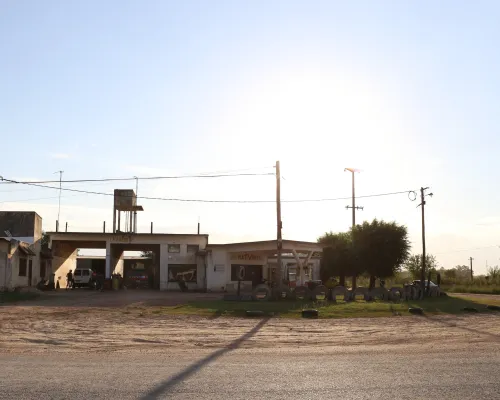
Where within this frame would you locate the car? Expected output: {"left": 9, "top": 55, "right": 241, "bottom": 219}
{"left": 412, "top": 280, "right": 438, "bottom": 287}
{"left": 73, "top": 268, "right": 99, "bottom": 289}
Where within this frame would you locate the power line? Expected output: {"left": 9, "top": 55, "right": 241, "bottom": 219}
{"left": 0, "top": 172, "right": 274, "bottom": 185}
{"left": 0, "top": 193, "right": 87, "bottom": 204}
{"left": 434, "top": 245, "right": 500, "bottom": 255}
{"left": 0, "top": 176, "right": 417, "bottom": 204}
{"left": 0, "top": 195, "right": 62, "bottom": 204}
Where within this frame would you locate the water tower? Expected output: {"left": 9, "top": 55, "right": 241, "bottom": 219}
{"left": 112, "top": 189, "right": 144, "bottom": 233}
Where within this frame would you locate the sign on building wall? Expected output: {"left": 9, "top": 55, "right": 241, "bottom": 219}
{"left": 230, "top": 253, "right": 263, "bottom": 262}
{"left": 111, "top": 235, "right": 131, "bottom": 243}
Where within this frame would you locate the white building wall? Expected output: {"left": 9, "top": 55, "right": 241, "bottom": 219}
{"left": 206, "top": 249, "right": 229, "bottom": 291}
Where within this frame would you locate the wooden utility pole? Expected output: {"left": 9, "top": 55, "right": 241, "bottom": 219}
{"left": 55, "top": 170, "right": 63, "bottom": 228}
{"left": 470, "top": 257, "right": 474, "bottom": 281}
{"left": 276, "top": 160, "right": 282, "bottom": 288}
{"left": 134, "top": 177, "right": 139, "bottom": 233}
{"left": 418, "top": 187, "right": 433, "bottom": 298}
{"left": 345, "top": 168, "right": 363, "bottom": 289}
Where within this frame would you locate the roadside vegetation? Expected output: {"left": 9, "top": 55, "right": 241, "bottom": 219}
{"left": 148, "top": 294, "right": 500, "bottom": 319}
{"left": 317, "top": 219, "right": 500, "bottom": 295}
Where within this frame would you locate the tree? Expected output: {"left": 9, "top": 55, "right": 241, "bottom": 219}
{"left": 487, "top": 266, "right": 500, "bottom": 280}
{"left": 352, "top": 219, "right": 411, "bottom": 288}
{"left": 404, "top": 254, "right": 438, "bottom": 280}
{"left": 141, "top": 251, "right": 153, "bottom": 258}
{"left": 41, "top": 231, "right": 50, "bottom": 248}
{"left": 443, "top": 268, "right": 457, "bottom": 280}
{"left": 318, "top": 232, "right": 354, "bottom": 287}
{"left": 454, "top": 265, "right": 471, "bottom": 281}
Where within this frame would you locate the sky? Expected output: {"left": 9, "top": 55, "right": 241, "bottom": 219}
{"left": 1, "top": 1, "right": 500, "bottom": 273}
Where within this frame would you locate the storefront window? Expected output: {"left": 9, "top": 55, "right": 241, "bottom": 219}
{"left": 168, "top": 244, "right": 180, "bottom": 253}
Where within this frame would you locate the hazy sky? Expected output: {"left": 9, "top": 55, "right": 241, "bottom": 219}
{"left": 1, "top": 1, "right": 500, "bottom": 273}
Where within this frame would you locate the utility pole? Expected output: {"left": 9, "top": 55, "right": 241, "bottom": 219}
{"left": 345, "top": 168, "right": 363, "bottom": 289}
{"left": 134, "top": 177, "right": 139, "bottom": 233}
{"left": 418, "top": 187, "right": 433, "bottom": 298}
{"left": 344, "top": 168, "right": 363, "bottom": 227}
{"left": 55, "top": 170, "right": 63, "bottom": 230}
{"left": 276, "top": 160, "right": 282, "bottom": 289}
{"left": 470, "top": 257, "right": 474, "bottom": 281}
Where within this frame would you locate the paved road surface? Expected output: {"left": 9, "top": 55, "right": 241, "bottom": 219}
{"left": 1, "top": 344, "right": 499, "bottom": 399}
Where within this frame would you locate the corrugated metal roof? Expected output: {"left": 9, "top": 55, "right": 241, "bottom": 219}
{"left": 18, "top": 243, "right": 36, "bottom": 256}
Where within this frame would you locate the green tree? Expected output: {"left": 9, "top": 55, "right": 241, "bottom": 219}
{"left": 318, "top": 232, "right": 354, "bottom": 287}
{"left": 454, "top": 265, "right": 471, "bottom": 281}
{"left": 352, "top": 219, "right": 411, "bottom": 288}
{"left": 487, "top": 266, "right": 500, "bottom": 279}
{"left": 404, "top": 254, "right": 438, "bottom": 280}
{"left": 443, "top": 267, "right": 457, "bottom": 280}
{"left": 41, "top": 231, "right": 50, "bottom": 248}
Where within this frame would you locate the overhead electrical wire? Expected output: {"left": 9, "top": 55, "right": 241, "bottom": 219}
{"left": 0, "top": 176, "right": 416, "bottom": 204}
{"left": 0, "top": 170, "right": 275, "bottom": 185}
{"left": 434, "top": 245, "right": 500, "bottom": 255}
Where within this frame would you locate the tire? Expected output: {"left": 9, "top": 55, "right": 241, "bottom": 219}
{"left": 462, "top": 307, "right": 478, "bottom": 312}
{"left": 312, "top": 285, "right": 328, "bottom": 301}
{"left": 408, "top": 307, "right": 424, "bottom": 315}
{"left": 253, "top": 284, "right": 271, "bottom": 301}
{"left": 245, "top": 310, "right": 265, "bottom": 317}
{"left": 294, "top": 286, "right": 311, "bottom": 301}
{"left": 486, "top": 305, "right": 500, "bottom": 311}
{"left": 302, "top": 309, "right": 319, "bottom": 318}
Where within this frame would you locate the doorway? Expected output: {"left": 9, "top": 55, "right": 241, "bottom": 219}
{"left": 28, "top": 259, "right": 33, "bottom": 286}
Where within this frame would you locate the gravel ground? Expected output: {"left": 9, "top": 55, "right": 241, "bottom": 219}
{"left": 1, "top": 292, "right": 499, "bottom": 399}
{"left": 1, "top": 291, "right": 500, "bottom": 354}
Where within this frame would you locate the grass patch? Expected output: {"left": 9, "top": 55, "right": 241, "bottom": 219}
{"left": 150, "top": 294, "right": 500, "bottom": 319}
{"left": 0, "top": 291, "right": 39, "bottom": 304}
{"left": 441, "top": 285, "right": 500, "bottom": 295}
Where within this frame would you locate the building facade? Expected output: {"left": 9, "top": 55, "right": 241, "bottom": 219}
{"left": 48, "top": 233, "right": 323, "bottom": 291}
{"left": 0, "top": 212, "right": 43, "bottom": 289}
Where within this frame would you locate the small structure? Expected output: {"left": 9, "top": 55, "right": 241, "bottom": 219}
{"left": 205, "top": 240, "right": 322, "bottom": 292}
{"left": 112, "top": 190, "right": 143, "bottom": 233}
{"left": 0, "top": 237, "right": 37, "bottom": 290}
{"left": 0, "top": 211, "right": 43, "bottom": 289}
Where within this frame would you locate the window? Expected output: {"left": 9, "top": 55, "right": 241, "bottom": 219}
{"left": 19, "top": 258, "right": 27, "bottom": 276}
{"left": 168, "top": 244, "right": 180, "bottom": 253}
{"left": 82, "top": 270, "right": 90, "bottom": 276}
{"left": 74, "top": 270, "right": 82, "bottom": 276}
{"left": 230, "top": 265, "right": 263, "bottom": 282}
{"left": 187, "top": 245, "right": 199, "bottom": 254}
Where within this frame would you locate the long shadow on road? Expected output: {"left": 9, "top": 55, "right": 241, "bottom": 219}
{"left": 422, "top": 314, "right": 500, "bottom": 342}
{"left": 140, "top": 317, "right": 271, "bottom": 399}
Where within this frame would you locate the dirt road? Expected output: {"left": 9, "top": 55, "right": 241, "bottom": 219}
{"left": 1, "top": 291, "right": 500, "bottom": 355}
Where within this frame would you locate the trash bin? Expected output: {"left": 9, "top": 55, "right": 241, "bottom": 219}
{"left": 112, "top": 276, "right": 120, "bottom": 291}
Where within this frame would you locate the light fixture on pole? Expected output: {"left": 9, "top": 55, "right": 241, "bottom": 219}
{"left": 344, "top": 168, "right": 363, "bottom": 227}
